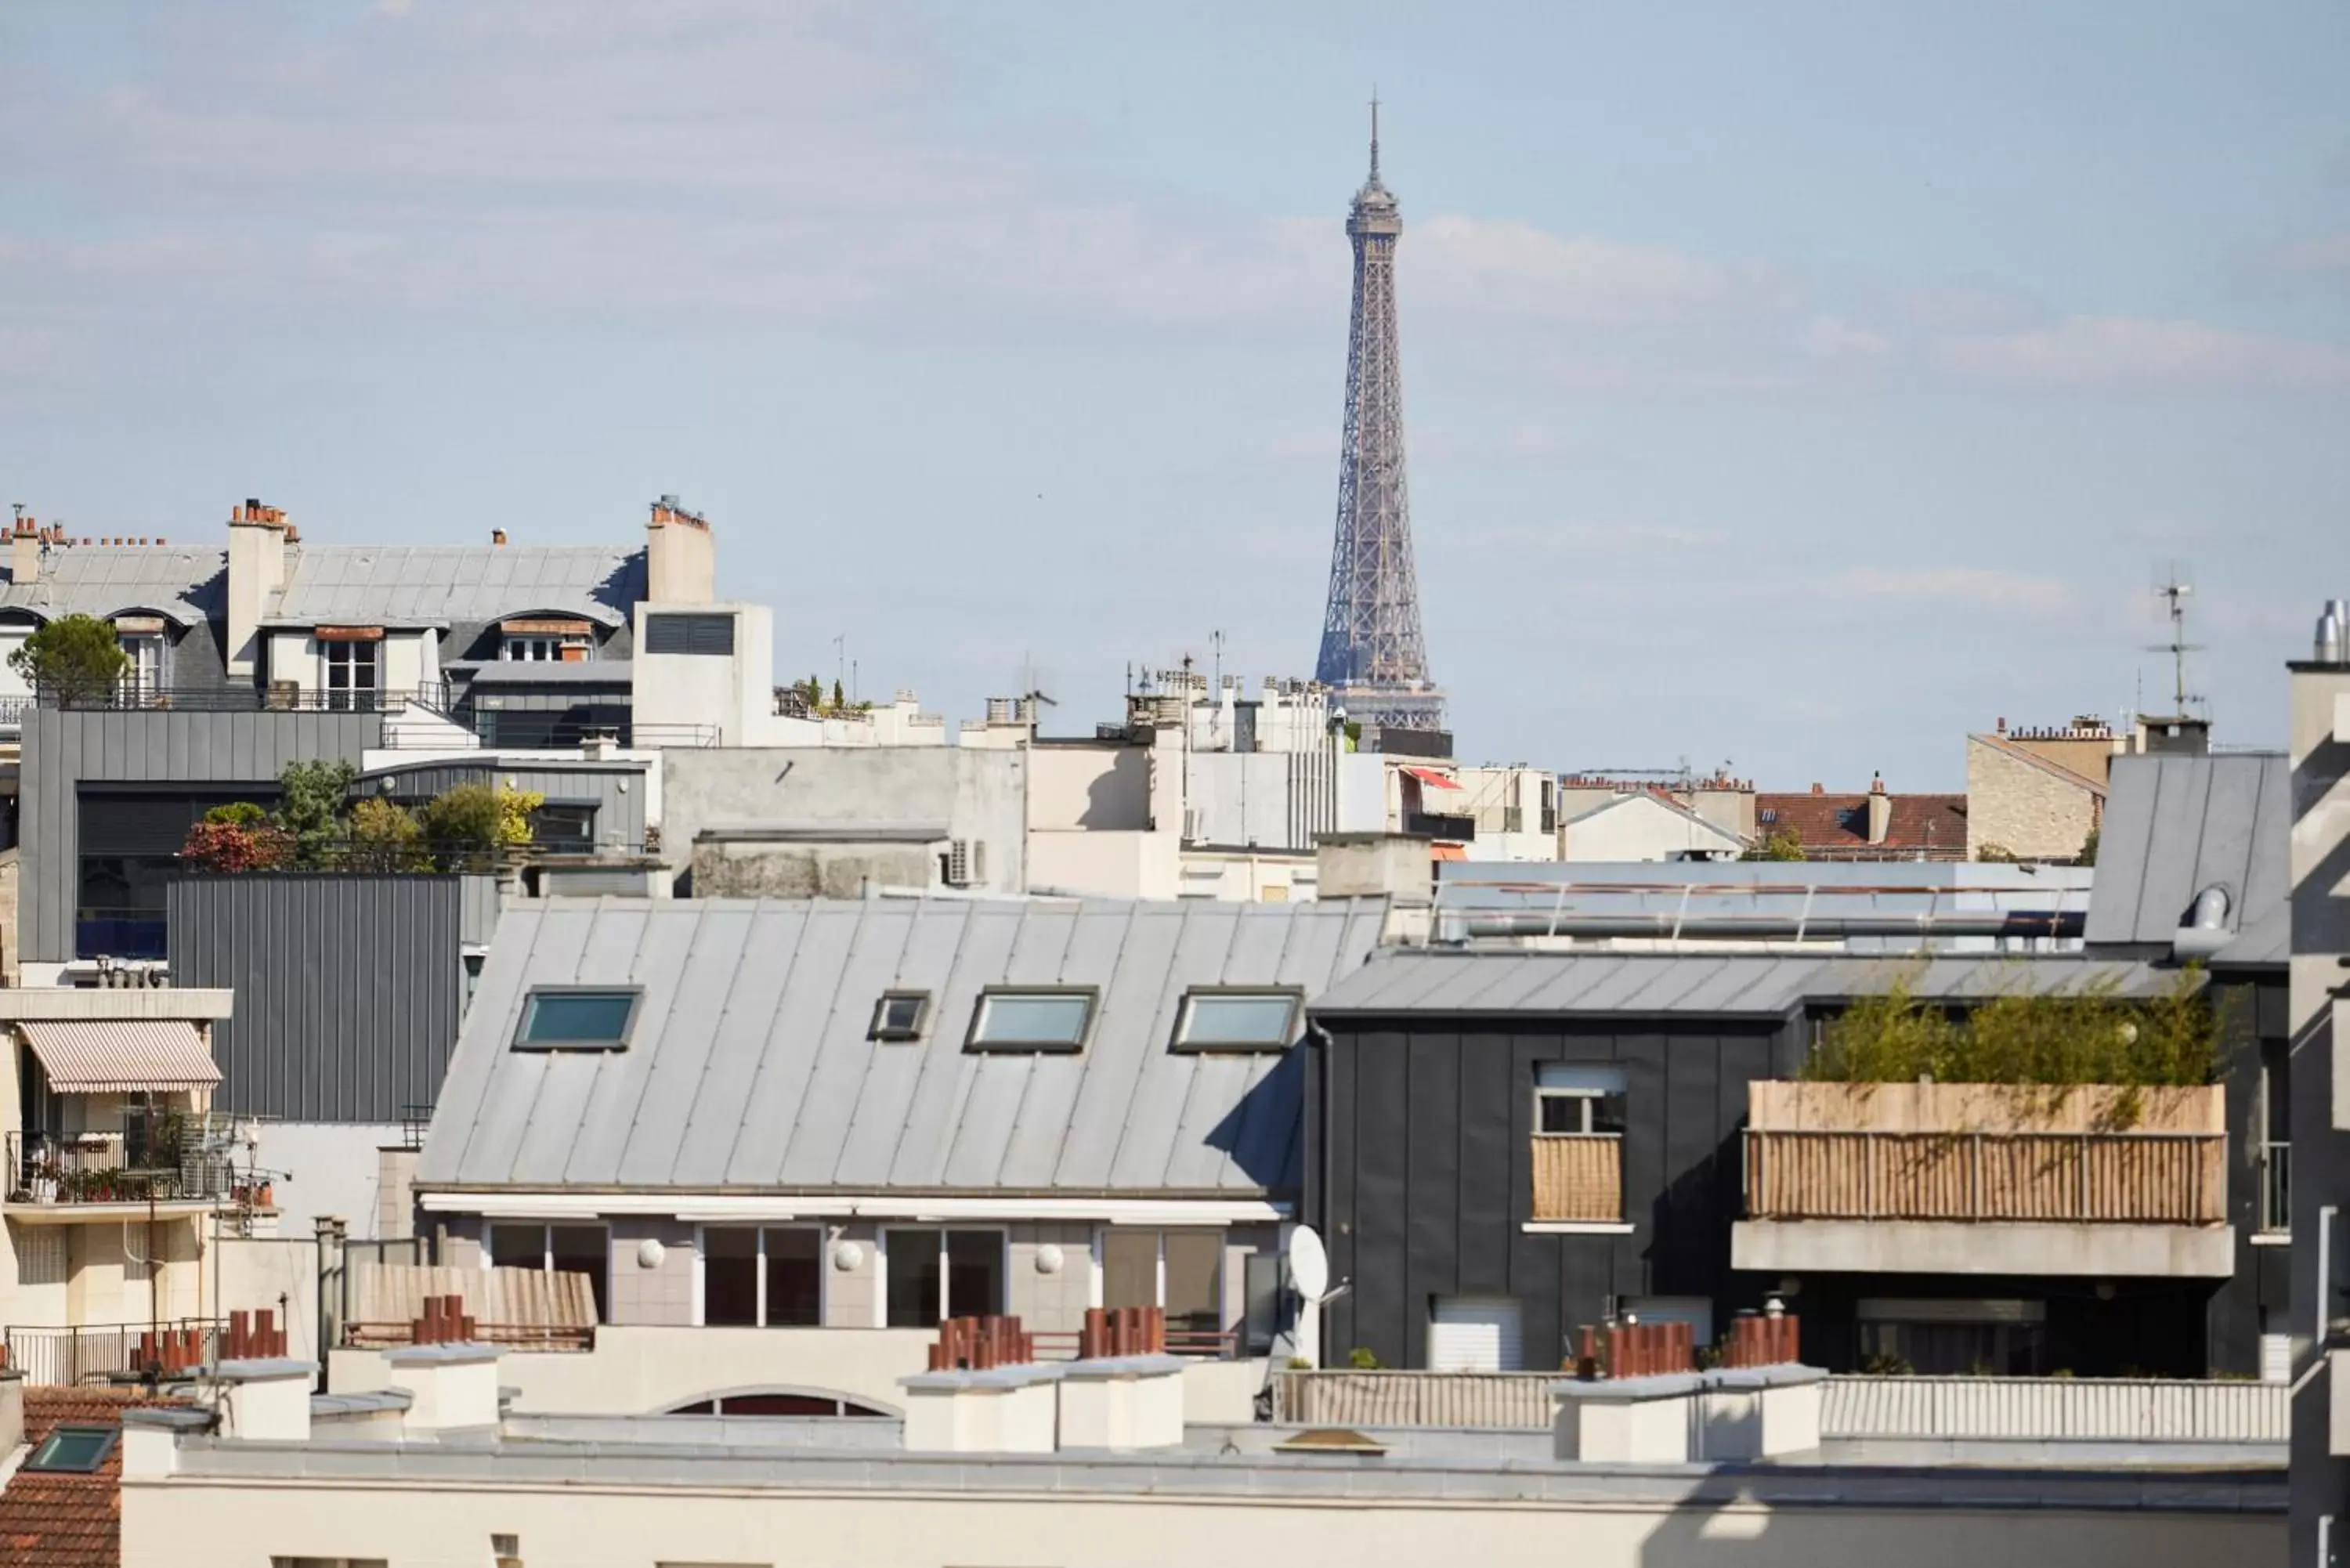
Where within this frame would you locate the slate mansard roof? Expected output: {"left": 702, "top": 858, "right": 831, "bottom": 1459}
{"left": 418, "top": 895, "right": 1389, "bottom": 1198}
{"left": 0, "top": 545, "right": 226, "bottom": 627}
{"left": 265, "top": 544, "right": 644, "bottom": 630}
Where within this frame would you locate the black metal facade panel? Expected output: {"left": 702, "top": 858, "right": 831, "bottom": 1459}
{"left": 20, "top": 706, "right": 383, "bottom": 963}
{"left": 167, "top": 874, "right": 462, "bottom": 1122}
{"left": 1313, "top": 1006, "right": 2265, "bottom": 1377}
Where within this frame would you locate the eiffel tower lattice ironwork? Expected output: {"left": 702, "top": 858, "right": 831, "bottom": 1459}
{"left": 1314, "top": 96, "right": 1444, "bottom": 732}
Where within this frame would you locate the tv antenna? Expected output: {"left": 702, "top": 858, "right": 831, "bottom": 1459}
{"left": 2146, "top": 566, "right": 2206, "bottom": 718}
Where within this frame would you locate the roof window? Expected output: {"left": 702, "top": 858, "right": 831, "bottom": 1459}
{"left": 870, "top": 990, "right": 931, "bottom": 1042}
{"left": 966, "top": 988, "right": 1096, "bottom": 1053}
{"left": 512, "top": 988, "right": 641, "bottom": 1051}
{"left": 1170, "top": 988, "right": 1302, "bottom": 1053}
{"left": 26, "top": 1424, "right": 118, "bottom": 1472}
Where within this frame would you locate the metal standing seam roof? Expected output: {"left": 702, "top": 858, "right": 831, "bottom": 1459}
{"left": 416, "top": 896, "right": 1390, "bottom": 1196}
{"left": 262, "top": 545, "right": 645, "bottom": 630}
{"left": 0, "top": 547, "right": 227, "bottom": 627}
{"left": 17, "top": 1021, "right": 222, "bottom": 1093}
{"left": 1307, "top": 951, "right": 2191, "bottom": 1019}
{"left": 2084, "top": 752, "right": 2289, "bottom": 957}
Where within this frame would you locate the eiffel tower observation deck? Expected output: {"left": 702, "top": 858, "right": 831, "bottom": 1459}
{"left": 1314, "top": 99, "right": 1446, "bottom": 733}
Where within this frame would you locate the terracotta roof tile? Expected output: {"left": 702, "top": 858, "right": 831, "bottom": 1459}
{"left": 1754, "top": 791, "right": 1968, "bottom": 860}
{"left": 0, "top": 1386, "right": 190, "bottom": 1568}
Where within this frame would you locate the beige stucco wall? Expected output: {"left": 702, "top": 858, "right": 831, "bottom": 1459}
{"left": 1965, "top": 738, "right": 2099, "bottom": 862}
{"left": 124, "top": 1471, "right": 2280, "bottom": 1568}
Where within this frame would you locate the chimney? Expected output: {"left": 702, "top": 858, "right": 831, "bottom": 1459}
{"left": 225, "top": 497, "right": 294, "bottom": 678}
{"left": 1810, "top": 782, "right": 1824, "bottom": 796}
{"left": 385, "top": 1342, "right": 504, "bottom": 1436}
{"left": 645, "top": 494, "right": 715, "bottom": 605}
{"left": 211, "top": 1356, "right": 316, "bottom": 1442}
{"left": 9, "top": 516, "right": 41, "bottom": 585}
{"left": 1866, "top": 772, "right": 1891, "bottom": 844}
{"left": 1995, "top": 716, "right": 2007, "bottom": 735}
{"left": 491, "top": 529, "right": 508, "bottom": 547}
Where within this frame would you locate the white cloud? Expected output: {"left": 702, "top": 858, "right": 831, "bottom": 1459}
{"left": 1936, "top": 316, "right": 2350, "bottom": 391}
{"left": 1801, "top": 315, "right": 1893, "bottom": 362}
{"left": 1827, "top": 566, "right": 2079, "bottom": 617}
{"left": 1411, "top": 216, "right": 1796, "bottom": 327}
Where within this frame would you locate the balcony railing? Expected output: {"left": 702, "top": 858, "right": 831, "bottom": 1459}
{"left": 1531, "top": 1133, "right": 1623, "bottom": 1223}
{"left": 2262, "top": 1140, "right": 2290, "bottom": 1235}
{"left": 1, "top": 1319, "right": 226, "bottom": 1386}
{"left": 1743, "top": 1128, "right": 2227, "bottom": 1225}
{"left": 37, "top": 681, "right": 452, "bottom": 714}
{"left": 1404, "top": 811, "right": 1477, "bottom": 841}
{"left": 6, "top": 1127, "right": 239, "bottom": 1208}
{"left": 0, "top": 695, "right": 30, "bottom": 735}
{"left": 74, "top": 909, "right": 169, "bottom": 960}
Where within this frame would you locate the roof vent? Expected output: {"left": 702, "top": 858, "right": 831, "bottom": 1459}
{"left": 2173, "top": 883, "right": 2233, "bottom": 959}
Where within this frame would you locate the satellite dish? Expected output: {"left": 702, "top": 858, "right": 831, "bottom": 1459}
{"left": 1286, "top": 1225, "right": 1329, "bottom": 1303}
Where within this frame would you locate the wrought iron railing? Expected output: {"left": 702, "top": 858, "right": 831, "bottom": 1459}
{"left": 6, "top": 1123, "right": 239, "bottom": 1208}
{"left": 1029, "top": 1327, "right": 1238, "bottom": 1361}
{"left": 37, "top": 681, "right": 452, "bottom": 714}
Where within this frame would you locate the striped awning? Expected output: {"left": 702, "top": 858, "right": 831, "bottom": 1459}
{"left": 18, "top": 1021, "right": 222, "bottom": 1093}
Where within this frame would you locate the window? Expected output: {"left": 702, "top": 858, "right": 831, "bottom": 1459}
{"left": 502, "top": 635, "right": 588, "bottom": 662}
{"left": 701, "top": 1227, "right": 821, "bottom": 1328}
{"left": 643, "top": 612, "right": 736, "bottom": 656}
{"left": 26, "top": 1425, "right": 118, "bottom": 1472}
{"left": 884, "top": 1228, "right": 1002, "bottom": 1327}
{"left": 490, "top": 1222, "right": 609, "bottom": 1322}
{"left": 513, "top": 988, "right": 640, "bottom": 1050}
{"left": 118, "top": 633, "right": 164, "bottom": 699}
{"left": 323, "top": 639, "right": 379, "bottom": 710}
{"left": 529, "top": 802, "right": 597, "bottom": 849}
{"left": 1101, "top": 1227, "right": 1224, "bottom": 1342}
{"left": 966, "top": 988, "right": 1096, "bottom": 1053}
{"left": 1535, "top": 1064, "right": 1627, "bottom": 1136}
{"left": 1171, "top": 989, "right": 1301, "bottom": 1052}
{"left": 869, "top": 991, "right": 930, "bottom": 1042}
{"left": 1856, "top": 1297, "right": 2048, "bottom": 1376}
{"left": 19, "top": 1227, "right": 67, "bottom": 1286}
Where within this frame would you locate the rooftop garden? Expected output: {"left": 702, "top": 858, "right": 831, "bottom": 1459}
{"left": 179, "top": 760, "right": 542, "bottom": 874}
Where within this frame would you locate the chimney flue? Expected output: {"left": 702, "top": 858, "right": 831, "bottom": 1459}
{"left": 2316, "top": 599, "right": 2348, "bottom": 667}
{"left": 492, "top": 529, "right": 508, "bottom": 546}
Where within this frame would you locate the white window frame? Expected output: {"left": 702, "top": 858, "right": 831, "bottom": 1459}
{"left": 877, "top": 1225, "right": 1009, "bottom": 1328}
{"left": 692, "top": 1224, "right": 826, "bottom": 1328}
{"left": 118, "top": 633, "right": 164, "bottom": 698}
{"left": 322, "top": 638, "right": 379, "bottom": 704}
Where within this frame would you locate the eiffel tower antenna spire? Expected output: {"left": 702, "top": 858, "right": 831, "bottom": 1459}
{"left": 1315, "top": 99, "right": 1444, "bottom": 734}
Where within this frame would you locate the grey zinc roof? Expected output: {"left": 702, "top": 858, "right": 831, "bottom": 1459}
{"left": 1309, "top": 950, "right": 2189, "bottom": 1019}
{"left": 0, "top": 545, "right": 226, "bottom": 627}
{"left": 417, "top": 895, "right": 1389, "bottom": 1195}
{"left": 265, "top": 545, "right": 644, "bottom": 630}
{"left": 2085, "top": 752, "right": 2289, "bottom": 959}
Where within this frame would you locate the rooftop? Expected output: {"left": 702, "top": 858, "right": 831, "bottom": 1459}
{"left": 0, "top": 544, "right": 225, "bottom": 627}
{"left": 1754, "top": 788, "right": 1969, "bottom": 860}
{"left": 418, "top": 895, "right": 1388, "bottom": 1196}
{"left": 265, "top": 544, "right": 644, "bottom": 630}
{"left": 2084, "top": 750, "right": 2289, "bottom": 964}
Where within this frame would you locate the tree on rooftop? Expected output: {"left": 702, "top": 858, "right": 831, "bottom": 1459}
{"left": 277, "top": 760, "right": 359, "bottom": 866}
{"left": 1741, "top": 828, "right": 1806, "bottom": 862}
{"left": 9, "top": 614, "right": 129, "bottom": 705}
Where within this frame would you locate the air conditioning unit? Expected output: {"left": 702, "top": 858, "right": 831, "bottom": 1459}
{"left": 945, "top": 840, "right": 973, "bottom": 887}
{"left": 1182, "top": 807, "right": 1202, "bottom": 842}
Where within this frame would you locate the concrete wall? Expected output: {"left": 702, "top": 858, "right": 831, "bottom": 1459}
{"left": 125, "top": 1458, "right": 2280, "bottom": 1568}
{"left": 1031, "top": 744, "right": 1151, "bottom": 830}
{"left": 1560, "top": 795, "right": 1742, "bottom": 862}
{"left": 215, "top": 1235, "right": 321, "bottom": 1361}
{"left": 251, "top": 1123, "right": 409, "bottom": 1240}
{"left": 1967, "top": 737, "right": 2099, "bottom": 862}
{"left": 690, "top": 836, "right": 943, "bottom": 898}
{"left": 631, "top": 601, "right": 774, "bottom": 743}
{"left": 663, "top": 746, "right": 1025, "bottom": 894}
{"left": 1186, "top": 750, "right": 1341, "bottom": 852}
{"left": 1029, "top": 828, "right": 1180, "bottom": 898}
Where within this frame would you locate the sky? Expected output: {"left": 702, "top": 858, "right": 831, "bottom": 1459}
{"left": 3, "top": 2, "right": 2347, "bottom": 789}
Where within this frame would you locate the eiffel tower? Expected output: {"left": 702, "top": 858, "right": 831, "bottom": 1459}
{"left": 1314, "top": 97, "right": 1444, "bottom": 732}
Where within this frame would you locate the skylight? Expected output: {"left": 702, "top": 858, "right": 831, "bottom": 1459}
{"left": 870, "top": 991, "right": 930, "bottom": 1042}
{"left": 966, "top": 989, "right": 1096, "bottom": 1053}
{"left": 27, "top": 1425, "right": 118, "bottom": 1472}
{"left": 512, "top": 988, "right": 641, "bottom": 1050}
{"left": 1171, "top": 989, "right": 1302, "bottom": 1053}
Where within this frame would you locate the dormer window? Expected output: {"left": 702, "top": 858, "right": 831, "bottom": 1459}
{"left": 501, "top": 617, "right": 595, "bottom": 662}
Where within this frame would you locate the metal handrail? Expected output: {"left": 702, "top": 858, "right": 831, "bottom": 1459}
{"left": 2261, "top": 1140, "right": 2291, "bottom": 1234}
{"left": 36, "top": 681, "right": 452, "bottom": 714}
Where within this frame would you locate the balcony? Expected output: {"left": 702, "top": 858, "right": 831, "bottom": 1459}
{"left": 74, "top": 908, "right": 169, "bottom": 961}
{"left": 1731, "top": 1082, "right": 2235, "bottom": 1278}
{"left": 1, "top": 1319, "right": 227, "bottom": 1386}
{"left": 6, "top": 1123, "right": 240, "bottom": 1216}
{"left": 1530, "top": 1133, "right": 1625, "bottom": 1228}
{"left": 1404, "top": 811, "right": 1476, "bottom": 841}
